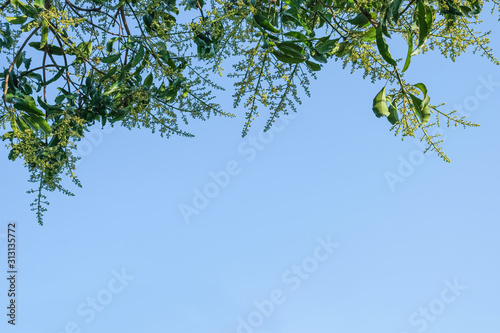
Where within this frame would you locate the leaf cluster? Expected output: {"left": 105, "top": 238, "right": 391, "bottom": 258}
{"left": 0, "top": 0, "right": 497, "bottom": 223}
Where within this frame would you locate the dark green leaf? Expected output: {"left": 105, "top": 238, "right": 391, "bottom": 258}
{"left": 402, "top": 29, "right": 413, "bottom": 72}
{"left": 310, "top": 51, "right": 327, "bottom": 63}
{"left": 275, "top": 41, "right": 304, "bottom": 58}
{"left": 254, "top": 13, "right": 280, "bottom": 33}
{"left": 387, "top": 102, "right": 399, "bottom": 124}
{"left": 412, "top": 1, "right": 433, "bottom": 55}
{"left": 143, "top": 73, "right": 153, "bottom": 88}
{"left": 305, "top": 60, "right": 321, "bottom": 71}
{"left": 284, "top": 31, "right": 308, "bottom": 40}
{"left": 440, "top": 0, "right": 463, "bottom": 15}
{"left": 413, "top": 82, "right": 430, "bottom": 109}
{"left": 388, "top": 0, "right": 404, "bottom": 22}
{"left": 315, "top": 38, "right": 339, "bottom": 54}
{"left": 102, "top": 66, "right": 118, "bottom": 80}
{"left": 131, "top": 44, "right": 145, "bottom": 67}
{"left": 17, "top": 1, "right": 39, "bottom": 18}
{"left": 347, "top": 13, "right": 370, "bottom": 27}
{"left": 107, "top": 37, "right": 120, "bottom": 53}
{"left": 409, "top": 93, "right": 431, "bottom": 125}
{"left": 31, "top": 115, "right": 51, "bottom": 136}
{"left": 271, "top": 50, "right": 304, "bottom": 64}
{"left": 101, "top": 53, "right": 121, "bottom": 64}
{"left": 376, "top": 23, "right": 397, "bottom": 66}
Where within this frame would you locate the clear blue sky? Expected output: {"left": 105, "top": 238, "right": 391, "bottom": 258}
{"left": 1, "top": 9, "right": 500, "bottom": 333}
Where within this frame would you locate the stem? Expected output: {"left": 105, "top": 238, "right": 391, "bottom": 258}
{"left": 400, "top": 0, "right": 419, "bottom": 18}
{"left": 352, "top": 0, "right": 379, "bottom": 28}
{"left": 0, "top": 0, "right": 10, "bottom": 11}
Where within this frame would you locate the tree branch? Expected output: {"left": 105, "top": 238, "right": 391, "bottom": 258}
{"left": 352, "top": 0, "right": 379, "bottom": 28}
{"left": 0, "top": 0, "right": 10, "bottom": 12}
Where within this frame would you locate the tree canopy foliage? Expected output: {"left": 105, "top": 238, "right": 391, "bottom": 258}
{"left": 1, "top": 0, "right": 498, "bottom": 224}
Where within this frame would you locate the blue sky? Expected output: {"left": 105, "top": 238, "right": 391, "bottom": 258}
{"left": 1, "top": 8, "right": 500, "bottom": 333}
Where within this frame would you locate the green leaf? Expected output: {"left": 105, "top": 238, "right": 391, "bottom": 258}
{"left": 284, "top": 31, "right": 308, "bottom": 40}
{"left": 8, "top": 148, "right": 20, "bottom": 161}
{"left": 275, "top": 41, "right": 303, "bottom": 58}
{"left": 143, "top": 14, "right": 154, "bottom": 31}
{"left": 310, "top": 51, "right": 327, "bottom": 63}
{"left": 19, "top": 114, "right": 39, "bottom": 131}
{"left": 470, "top": 0, "right": 482, "bottom": 14}
{"left": 361, "top": 27, "right": 376, "bottom": 42}
{"left": 387, "top": 102, "right": 399, "bottom": 124}
{"left": 28, "top": 41, "right": 43, "bottom": 50}
{"left": 23, "top": 56, "right": 32, "bottom": 69}
{"left": 103, "top": 81, "right": 122, "bottom": 96}
{"left": 388, "top": 0, "right": 404, "bottom": 22}
{"left": 48, "top": 45, "right": 64, "bottom": 56}
{"left": 413, "top": 82, "right": 430, "bottom": 109}
{"left": 31, "top": 115, "right": 51, "bottom": 136}
{"left": 107, "top": 37, "right": 120, "bottom": 54}
{"left": 440, "top": 0, "right": 463, "bottom": 15}
{"left": 16, "top": 51, "right": 25, "bottom": 68}
{"left": 381, "top": 14, "right": 391, "bottom": 38}
{"left": 47, "top": 134, "right": 61, "bottom": 148}
{"left": 101, "top": 53, "right": 121, "bottom": 64}
{"left": 34, "top": 0, "right": 45, "bottom": 9}
{"left": 412, "top": 1, "right": 433, "bottom": 55}
{"left": 40, "top": 20, "right": 49, "bottom": 48}
{"left": 28, "top": 42, "right": 64, "bottom": 55}
{"left": 16, "top": 117, "right": 30, "bottom": 131}
{"left": 271, "top": 50, "right": 304, "bottom": 64}
{"left": 34, "top": 0, "right": 45, "bottom": 10}
{"left": 283, "top": 0, "right": 299, "bottom": 11}
{"left": 305, "top": 60, "right": 321, "bottom": 71}
{"left": 17, "top": 1, "right": 39, "bottom": 18}
{"left": 402, "top": 29, "right": 413, "bottom": 72}
{"left": 372, "top": 85, "right": 390, "bottom": 118}
{"left": 315, "top": 38, "right": 339, "bottom": 54}
{"left": 24, "top": 72, "right": 43, "bottom": 85}
{"left": 409, "top": 93, "right": 431, "bottom": 125}
{"left": 347, "top": 13, "right": 370, "bottom": 27}
{"left": 54, "top": 95, "right": 65, "bottom": 104}
{"left": 164, "top": 87, "right": 177, "bottom": 103}
{"left": 102, "top": 66, "right": 118, "bottom": 80}
{"left": 254, "top": 13, "right": 280, "bottom": 33}
{"left": 5, "top": 16, "right": 28, "bottom": 25}
{"left": 44, "top": 67, "right": 65, "bottom": 85}
{"left": 13, "top": 95, "right": 45, "bottom": 117}
{"left": 375, "top": 23, "right": 397, "bottom": 66}
{"left": 143, "top": 73, "right": 153, "bottom": 88}
{"left": 131, "top": 44, "right": 145, "bottom": 67}
{"left": 37, "top": 96, "right": 61, "bottom": 112}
